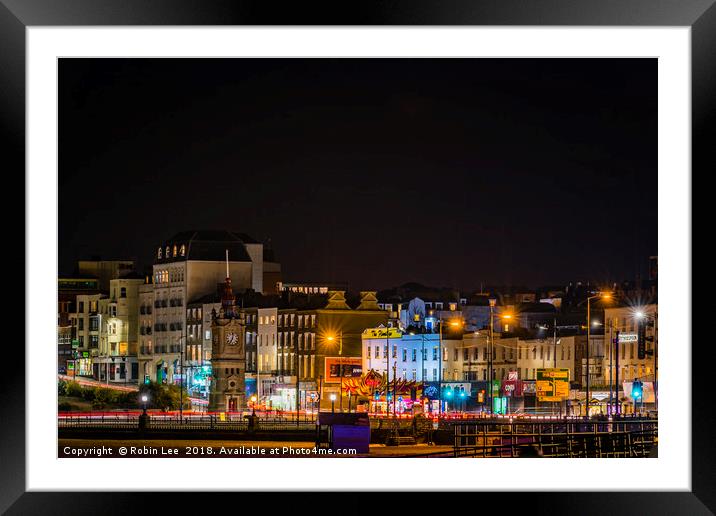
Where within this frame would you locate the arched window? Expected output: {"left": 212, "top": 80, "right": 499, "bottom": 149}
{"left": 180, "top": 245, "right": 186, "bottom": 256}
{"left": 173, "top": 245, "right": 177, "bottom": 257}
{"left": 165, "top": 246, "right": 170, "bottom": 258}
{"left": 158, "top": 247, "right": 162, "bottom": 259}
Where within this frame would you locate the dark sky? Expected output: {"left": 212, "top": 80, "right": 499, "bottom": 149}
{"left": 59, "top": 58, "right": 657, "bottom": 291}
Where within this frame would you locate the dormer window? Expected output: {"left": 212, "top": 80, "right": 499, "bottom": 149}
{"left": 173, "top": 245, "right": 177, "bottom": 257}
{"left": 165, "top": 246, "right": 170, "bottom": 257}
{"left": 180, "top": 245, "right": 186, "bottom": 256}
{"left": 158, "top": 247, "right": 162, "bottom": 259}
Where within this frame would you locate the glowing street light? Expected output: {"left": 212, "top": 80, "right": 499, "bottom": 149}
{"left": 250, "top": 394, "right": 257, "bottom": 416}
{"left": 585, "top": 291, "right": 613, "bottom": 418}
{"left": 329, "top": 393, "right": 337, "bottom": 413}
{"left": 325, "top": 332, "right": 344, "bottom": 412}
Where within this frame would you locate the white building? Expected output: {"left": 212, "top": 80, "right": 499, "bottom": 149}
{"left": 139, "top": 230, "right": 274, "bottom": 384}
{"left": 93, "top": 275, "right": 144, "bottom": 384}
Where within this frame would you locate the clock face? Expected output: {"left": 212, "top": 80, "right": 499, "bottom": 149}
{"left": 226, "top": 332, "right": 238, "bottom": 346}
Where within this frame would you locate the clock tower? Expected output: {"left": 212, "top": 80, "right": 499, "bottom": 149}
{"left": 208, "top": 273, "right": 247, "bottom": 412}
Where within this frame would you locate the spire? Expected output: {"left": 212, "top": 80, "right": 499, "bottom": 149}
{"left": 221, "top": 251, "right": 235, "bottom": 318}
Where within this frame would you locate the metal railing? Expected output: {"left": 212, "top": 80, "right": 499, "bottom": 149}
{"left": 58, "top": 414, "right": 317, "bottom": 432}
{"left": 453, "top": 419, "right": 657, "bottom": 457}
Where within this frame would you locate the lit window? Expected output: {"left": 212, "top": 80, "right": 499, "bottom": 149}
{"left": 180, "top": 245, "right": 186, "bottom": 256}
{"left": 166, "top": 246, "right": 170, "bottom": 257}
{"left": 158, "top": 248, "right": 162, "bottom": 259}
{"left": 173, "top": 245, "right": 177, "bottom": 257}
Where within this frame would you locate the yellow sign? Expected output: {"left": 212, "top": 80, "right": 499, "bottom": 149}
{"left": 536, "top": 368, "right": 570, "bottom": 401}
{"left": 219, "top": 412, "right": 226, "bottom": 421}
{"left": 363, "top": 327, "right": 402, "bottom": 339}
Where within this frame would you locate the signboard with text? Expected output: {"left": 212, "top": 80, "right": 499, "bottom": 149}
{"left": 324, "top": 357, "right": 362, "bottom": 383}
{"left": 536, "top": 368, "right": 570, "bottom": 402}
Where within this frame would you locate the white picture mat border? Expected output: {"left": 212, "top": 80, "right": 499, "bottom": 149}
{"left": 27, "top": 26, "right": 690, "bottom": 491}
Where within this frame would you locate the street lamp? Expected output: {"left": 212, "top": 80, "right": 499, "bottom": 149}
{"left": 250, "top": 394, "right": 257, "bottom": 416}
{"left": 487, "top": 302, "right": 512, "bottom": 416}
{"left": 330, "top": 393, "right": 336, "bottom": 414}
{"left": 141, "top": 394, "right": 148, "bottom": 414}
{"left": 438, "top": 317, "right": 463, "bottom": 416}
{"left": 585, "top": 292, "right": 612, "bottom": 418}
{"left": 326, "top": 333, "right": 344, "bottom": 412}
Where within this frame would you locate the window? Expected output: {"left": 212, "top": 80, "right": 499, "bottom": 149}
{"left": 402, "top": 349, "right": 407, "bottom": 362}
{"left": 392, "top": 345, "right": 397, "bottom": 358}
{"left": 518, "top": 348, "right": 522, "bottom": 359}
{"left": 449, "top": 303, "right": 457, "bottom": 311}
{"left": 412, "top": 349, "right": 417, "bottom": 362}
{"left": 432, "top": 368, "right": 437, "bottom": 381}
{"left": 443, "top": 348, "right": 448, "bottom": 361}
{"left": 158, "top": 247, "right": 162, "bottom": 259}
{"left": 165, "top": 246, "right": 170, "bottom": 257}
{"left": 78, "top": 301, "right": 84, "bottom": 313}
{"left": 463, "top": 349, "right": 469, "bottom": 361}
{"left": 180, "top": 245, "right": 185, "bottom": 256}
{"left": 173, "top": 245, "right": 177, "bottom": 257}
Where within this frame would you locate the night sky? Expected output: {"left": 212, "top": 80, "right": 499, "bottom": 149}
{"left": 59, "top": 58, "right": 657, "bottom": 291}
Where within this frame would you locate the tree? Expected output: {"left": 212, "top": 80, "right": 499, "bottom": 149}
{"left": 138, "top": 382, "right": 190, "bottom": 411}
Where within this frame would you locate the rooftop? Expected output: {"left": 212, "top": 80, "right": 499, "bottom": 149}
{"left": 155, "top": 230, "right": 258, "bottom": 264}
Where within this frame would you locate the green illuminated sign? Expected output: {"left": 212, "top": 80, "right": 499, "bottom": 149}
{"left": 493, "top": 396, "right": 507, "bottom": 415}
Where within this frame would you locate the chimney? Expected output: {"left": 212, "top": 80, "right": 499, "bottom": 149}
{"left": 357, "top": 291, "right": 380, "bottom": 310}
{"left": 324, "top": 291, "right": 350, "bottom": 310}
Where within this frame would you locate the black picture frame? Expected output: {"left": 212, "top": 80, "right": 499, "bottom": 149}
{"left": 2, "top": 1, "right": 709, "bottom": 513}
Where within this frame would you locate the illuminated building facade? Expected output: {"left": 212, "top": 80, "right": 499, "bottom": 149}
{"left": 141, "top": 230, "right": 276, "bottom": 384}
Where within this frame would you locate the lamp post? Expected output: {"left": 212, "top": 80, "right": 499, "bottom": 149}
{"left": 437, "top": 317, "right": 462, "bottom": 416}
{"left": 486, "top": 302, "right": 513, "bottom": 416}
{"left": 141, "top": 394, "right": 148, "bottom": 414}
{"left": 250, "top": 394, "right": 257, "bottom": 417}
{"left": 635, "top": 309, "right": 658, "bottom": 414}
{"left": 176, "top": 335, "right": 186, "bottom": 422}
{"left": 330, "top": 393, "right": 336, "bottom": 414}
{"left": 585, "top": 292, "right": 611, "bottom": 418}
{"left": 326, "top": 333, "right": 344, "bottom": 412}
{"left": 487, "top": 299, "right": 496, "bottom": 415}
